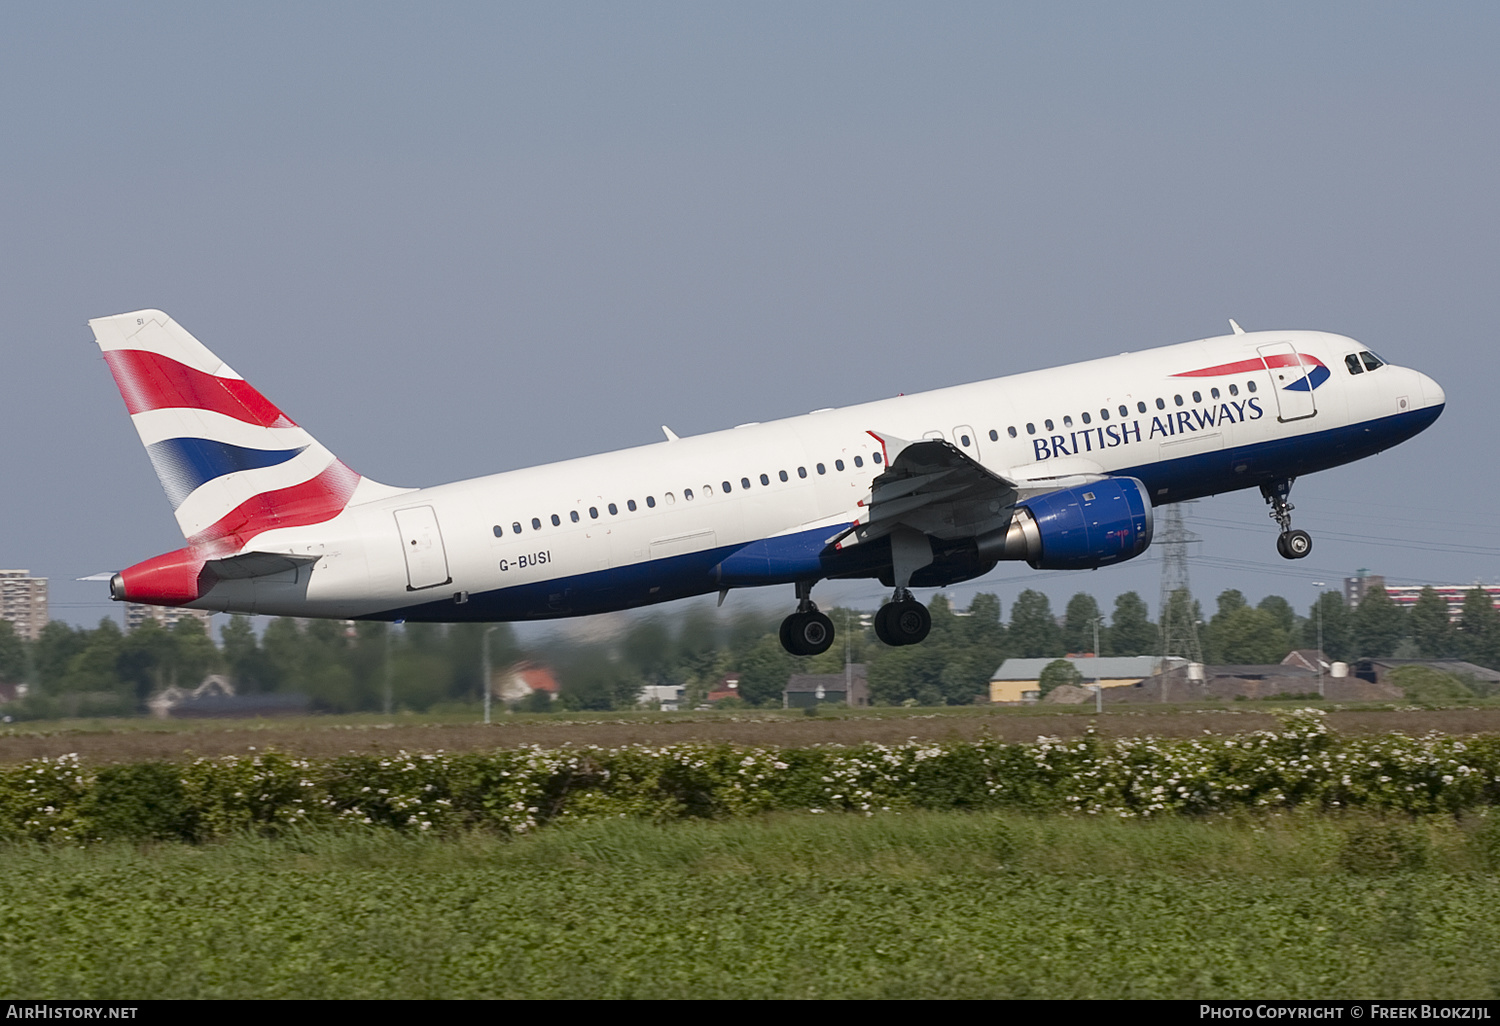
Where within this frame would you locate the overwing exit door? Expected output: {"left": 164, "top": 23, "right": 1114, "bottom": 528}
{"left": 953, "top": 424, "right": 980, "bottom": 460}
{"left": 394, "top": 505, "right": 452, "bottom": 591}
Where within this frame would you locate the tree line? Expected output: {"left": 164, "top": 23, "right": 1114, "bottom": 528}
{"left": 0, "top": 583, "right": 1497, "bottom": 716}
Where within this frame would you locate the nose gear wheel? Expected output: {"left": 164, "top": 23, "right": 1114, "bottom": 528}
{"left": 1262, "top": 479, "right": 1312, "bottom": 560}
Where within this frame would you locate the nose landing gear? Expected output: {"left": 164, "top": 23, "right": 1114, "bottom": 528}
{"left": 779, "top": 580, "right": 835, "bottom": 656}
{"left": 1262, "top": 479, "right": 1312, "bottom": 560}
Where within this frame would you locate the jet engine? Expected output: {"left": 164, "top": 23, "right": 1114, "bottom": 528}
{"left": 977, "top": 476, "right": 1153, "bottom": 570}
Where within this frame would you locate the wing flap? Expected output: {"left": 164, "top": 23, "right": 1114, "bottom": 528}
{"left": 837, "top": 434, "right": 1020, "bottom": 547}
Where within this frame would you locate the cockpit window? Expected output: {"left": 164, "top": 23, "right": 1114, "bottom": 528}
{"left": 1345, "top": 354, "right": 1364, "bottom": 375}
{"left": 1360, "top": 351, "right": 1385, "bottom": 371}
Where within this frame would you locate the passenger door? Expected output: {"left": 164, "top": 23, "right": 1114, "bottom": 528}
{"left": 1257, "top": 342, "right": 1317, "bottom": 422}
{"left": 393, "top": 506, "right": 452, "bottom": 591}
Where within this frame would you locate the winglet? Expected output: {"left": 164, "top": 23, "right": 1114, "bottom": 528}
{"left": 1229, "top": 319, "right": 1246, "bottom": 335}
{"left": 662, "top": 425, "right": 680, "bottom": 442}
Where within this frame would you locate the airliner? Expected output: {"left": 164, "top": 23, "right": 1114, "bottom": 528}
{"left": 91, "top": 311, "right": 1444, "bottom": 654}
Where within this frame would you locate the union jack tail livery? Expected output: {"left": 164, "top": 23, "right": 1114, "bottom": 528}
{"left": 91, "top": 310, "right": 405, "bottom": 607}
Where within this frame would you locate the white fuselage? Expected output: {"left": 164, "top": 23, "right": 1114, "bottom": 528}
{"left": 185, "top": 328, "right": 1444, "bottom": 622}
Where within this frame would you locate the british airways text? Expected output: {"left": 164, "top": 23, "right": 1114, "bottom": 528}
{"left": 1033, "top": 398, "right": 1264, "bottom": 461}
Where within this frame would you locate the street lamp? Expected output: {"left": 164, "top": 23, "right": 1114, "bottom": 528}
{"left": 1311, "top": 582, "right": 1326, "bottom": 697}
{"left": 481, "top": 624, "right": 504, "bottom": 725}
{"left": 1090, "top": 615, "right": 1105, "bottom": 713}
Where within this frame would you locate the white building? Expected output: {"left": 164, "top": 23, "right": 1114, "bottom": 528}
{"left": 125, "top": 603, "right": 214, "bottom": 632}
{"left": 0, "top": 570, "right": 48, "bottom": 641}
{"left": 639, "top": 685, "right": 685, "bottom": 711}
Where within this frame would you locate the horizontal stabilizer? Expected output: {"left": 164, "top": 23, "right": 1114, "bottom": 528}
{"left": 203, "top": 551, "right": 321, "bottom": 580}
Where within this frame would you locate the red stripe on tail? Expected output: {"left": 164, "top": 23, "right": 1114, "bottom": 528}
{"left": 189, "top": 461, "right": 361, "bottom": 550}
{"left": 103, "top": 349, "right": 296, "bottom": 427}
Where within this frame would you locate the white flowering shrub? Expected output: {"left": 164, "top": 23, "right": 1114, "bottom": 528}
{"left": 180, "top": 751, "right": 327, "bottom": 837}
{"left": 2, "top": 711, "right": 1499, "bottom": 843}
{"left": 0, "top": 754, "right": 93, "bottom": 842}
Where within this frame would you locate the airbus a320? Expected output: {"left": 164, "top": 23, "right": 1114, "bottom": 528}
{"left": 91, "top": 311, "right": 1444, "bottom": 655}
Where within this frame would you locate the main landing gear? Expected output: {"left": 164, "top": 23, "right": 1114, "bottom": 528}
{"left": 873, "top": 588, "right": 931, "bottom": 647}
{"left": 780, "top": 580, "right": 835, "bottom": 656}
{"left": 1262, "top": 478, "right": 1312, "bottom": 560}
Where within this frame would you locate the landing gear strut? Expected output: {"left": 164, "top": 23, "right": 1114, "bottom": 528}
{"left": 873, "top": 587, "right": 932, "bottom": 646}
{"left": 779, "top": 581, "right": 835, "bottom": 656}
{"left": 1261, "top": 478, "right": 1312, "bottom": 560}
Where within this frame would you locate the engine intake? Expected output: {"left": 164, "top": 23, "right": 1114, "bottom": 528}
{"left": 977, "top": 477, "right": 1153, "bottom": 570}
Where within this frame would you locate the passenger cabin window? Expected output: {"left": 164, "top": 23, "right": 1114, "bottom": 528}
{"left": 1136, "top": 402, "right": 1146, "bottom": 414}
{"left": 816, "top": 464, "right": 826, "bottom": 475}
{"left": 723, "top": 480, "right": 733, "bottom": 492}
{"left": 644, "top": 496, "right": 654, "bottom": 508}
{"left": 872, "top": 452, "right": 882, "bottom": 464}
{"left": 990, "top": 429, "right": 999, "bottom": 441}
{"left": 1192, "top": 391, "right": 1202, "bottom": 403}
{"left": 588, "top": 508, "right": 597, "bottom": 520}
{"left": 1174, "top": 395, "right": 1183, "bottom": 407}
{"left": 531, "top": 517, "right": 541, "bottom": 531}
{"left": 665, "top": 492, "right": 675, "bottom": 505}
{"left": 513, "top": 522, "right": 522, "bottom": 534}
{"left": 1346, "top": 354, "right": 1364, "bottom": 375}
{"left": 1061, "top": 416, "right": 1072, "bottom": 428}
{"left": 1155, "top": 398, "right": 1165, "bottom": 410}
{"left": 797, "top": 467, "right": 807, "bottom": 478}
{"left": 1081, "top": 413, "right": 1090, "bottom": 425}
{"left": 550, "top": 514, "right": 560, "bottom": 526}
{"left": 835, "top": 460, "right": 845, "bottom": 471}
{"left": 685, "top": 488, "right": 695, "bottom": 499}
{"left": 1360, "top": 351, "right": 1384, "bottom": 371}
{"left": 854, "top": 455, "right": 864, "bottom": 468}
{"left": 629, "top": 499, "right": 638, "bottom": 511}
{"left": 1247, "top": 380, "right": 1257, "bottom": 392}
{"left": 1211, "top": 388, "right": 1220, "bottom": 399}
{"left": 1007, "top": 426, "right": 1017, "bottom": 438}
{"left": 1229, "top": 384, "right": 1239, "bottom": 396}
{"left": 1026, "top": 423, "right": 1035, "bottom": 435}
{"left": 779, "top": 470, "right": 788, "bottom": 482}
{"left": 741, "top": 477, "right": 751, "bottom": 489}
{"left": 759, "top": 474, "right": 770, "bottom": 486}
{"left": 1100, "top": 408, "right": 1110, "bottom": 421}
{"left": 570, "top": 511, "right": 579, "bottom": 523}
{"left": 608, "top": 503, "right": 618, "bottom": 515}
{"left": 1044, "top": 419, "right": 1054, "bottom": 431}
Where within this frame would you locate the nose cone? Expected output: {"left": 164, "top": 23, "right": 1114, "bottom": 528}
{"left": 1419, "top": 371, "right": 1446, "bottom": 411}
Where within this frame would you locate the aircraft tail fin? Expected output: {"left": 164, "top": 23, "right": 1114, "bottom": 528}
{"left": 90, "top": 309, "right": 403, "bottom": 551}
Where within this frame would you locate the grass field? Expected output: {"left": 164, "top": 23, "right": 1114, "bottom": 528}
{"left": 2, "top": 813, "right": 1499, "bottom": 999}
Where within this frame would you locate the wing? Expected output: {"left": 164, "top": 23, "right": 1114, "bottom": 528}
{"left": 832, "top": 433, "right": 1020, "bottom": 549}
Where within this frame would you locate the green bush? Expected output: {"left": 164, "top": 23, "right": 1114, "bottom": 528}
{"left": 1387, "top": 666, "right": 1475, "bottom": 702}
{"left": 1338, "top": 821, "right": 1430, "bottom": 874}
{"left": 79, "top": 762, "right": 191, "bottom": 842}
{"left": 1469, "top": 814, "right": 1500, "bottom": 870}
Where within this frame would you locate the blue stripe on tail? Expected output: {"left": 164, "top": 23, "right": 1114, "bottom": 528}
{"left": 145, "top": 437, "right": 308, "bottom": 508}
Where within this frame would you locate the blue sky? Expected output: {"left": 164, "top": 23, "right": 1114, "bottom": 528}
{"left": 3, "top": 3, "right": 1497, "bottom": 631}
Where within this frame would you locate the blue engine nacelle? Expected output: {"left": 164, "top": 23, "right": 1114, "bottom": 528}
{"left": 977, "top": 477, "right": 1154, "bottom": 570}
